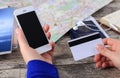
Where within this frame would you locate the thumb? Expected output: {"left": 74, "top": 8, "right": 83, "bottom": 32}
{"left": 96, "top": 44, "right": 114, "bottom": 59}
{"left": 16, "top": 28, "right": 29, "bottom": 49}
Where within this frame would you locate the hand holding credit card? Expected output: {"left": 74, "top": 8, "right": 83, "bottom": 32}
{"left": 68, "top": 32, "right": 104, "bottom": 61}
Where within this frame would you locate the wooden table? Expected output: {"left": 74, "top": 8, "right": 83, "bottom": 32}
{"left": 0, "top": 0, "right": 120, "bottom": 78}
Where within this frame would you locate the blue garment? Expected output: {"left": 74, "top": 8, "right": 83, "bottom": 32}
{"left": 27, "top": 60, "right": 59, "bottom": 78}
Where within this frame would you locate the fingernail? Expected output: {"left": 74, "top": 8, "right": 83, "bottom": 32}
{"left": 96, "top": 45, "right": 104, "bottom": 51}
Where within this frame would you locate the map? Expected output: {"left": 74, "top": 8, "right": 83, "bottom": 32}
{"left": 0, "top": 0, "right": 113, "bottom": 42}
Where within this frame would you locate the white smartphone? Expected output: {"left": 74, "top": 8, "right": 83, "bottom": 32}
{"left": 14, "top": 6, "right": 52, "bottom": 54}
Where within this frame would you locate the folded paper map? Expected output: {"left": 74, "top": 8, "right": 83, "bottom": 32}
{"left": 0, "top": 0, "right": 113, "bottom": 42}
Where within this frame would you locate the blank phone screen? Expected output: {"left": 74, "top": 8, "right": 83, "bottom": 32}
{"left": 17, "top": 11, "right": 48, "bottom": 48}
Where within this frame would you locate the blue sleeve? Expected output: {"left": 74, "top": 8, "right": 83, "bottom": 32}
{"left": 27, "top": 60, "right": 59, "bottom": 78}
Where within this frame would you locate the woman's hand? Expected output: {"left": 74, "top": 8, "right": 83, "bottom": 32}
{"left": 16, "top": 24, "right": 54, "bottom": 64}
{"left": 94, "top": 38, "right": 120, "bottom": 69}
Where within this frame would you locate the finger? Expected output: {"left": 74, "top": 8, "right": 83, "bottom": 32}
{"left": 48, "top": 42, "right": 55, "bottom": 56}
{"left": 103, "top": 38, "right": 111, "bottom": 45}
{"left": 94, "top": 51, "right": 107, "bottom": 62}
{"left": 96, "top": 61, "right": 102, "bottom": 68}
{"left": 102, "top": 62, "right": 109, "bottom": 68}
{"left": 103, "top": 38, "right": 117, "bottom": 51}
{"left": 16, "top": 28, "right": 29, "bottom": 49}
{"left": 103, "top": 38, "right": 117, "bottom": 46}
{"left": 96, "top": 44, "right": 115, "bottom": 59}
{"left": 94, "top": 54, "right": 102, "bottom": 62}
{"left": 46, "top": 32, "right": 51, "bottom": 40}
{"left": 102, "top": 61, "right": 114, "bottom": 68}
{"left": 44, "top": 24, "right": 49, "bottom": 33}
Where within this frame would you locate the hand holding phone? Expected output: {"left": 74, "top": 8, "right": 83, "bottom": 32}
{"left": 16, "top": 25, "right": 54, "bottom": 64}
{"left": 14, "top": 6, "right": 52, "bottom": 54}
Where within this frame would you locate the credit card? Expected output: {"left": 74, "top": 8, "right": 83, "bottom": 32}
{"left": 68, "top": 32, "right": 103, "bottom": 61}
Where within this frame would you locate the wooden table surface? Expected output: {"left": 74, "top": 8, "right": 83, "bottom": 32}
{"left": 0, "top": 0, "right": 120, "bottom": 78}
